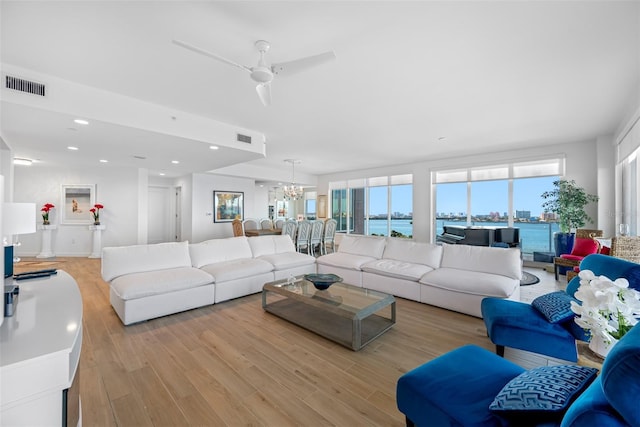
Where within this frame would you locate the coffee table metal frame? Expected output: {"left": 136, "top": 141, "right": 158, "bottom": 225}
{"left": 262, "top": 276, "right": 396, "bottom": 351}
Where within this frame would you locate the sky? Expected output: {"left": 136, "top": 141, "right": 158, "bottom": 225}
{"left": 436, "top": 176, "right": 557, "bottom": 217}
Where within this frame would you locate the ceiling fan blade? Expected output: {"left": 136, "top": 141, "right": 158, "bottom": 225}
{"left": 271, "top": 51, "right": 336, "bottom": 77}
{"left": 172, "top": 39, "right": 251, "bottom": 73}
{"left": 256, "top": 83, "right": 272, "bottom": 106}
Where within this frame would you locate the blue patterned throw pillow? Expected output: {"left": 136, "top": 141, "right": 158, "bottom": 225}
{"left": 490, "top": 365, "right": 598, "bottom": 422}
{"left": 531, "top": 291, "right": 578, "bottom": 323}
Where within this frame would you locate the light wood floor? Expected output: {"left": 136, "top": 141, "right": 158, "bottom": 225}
{"left": 14, "top": 258, "right": 562, "bottom": 426}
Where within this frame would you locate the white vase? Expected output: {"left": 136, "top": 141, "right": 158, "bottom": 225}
{"left": 588, "top": 336, "right": 618, "bottom": 359}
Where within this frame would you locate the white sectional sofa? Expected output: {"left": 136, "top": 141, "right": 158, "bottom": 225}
{"left": 102, "top": 235, "right": 316, "bottom": 325}
{"left": 102, "top": 241, "right": 215, "bottom": 326}
{"left": 102, "top": 233, "right": 520, "bottom": 324}
{"left": 317, "top": 235, "right": 521, "bottom": 317}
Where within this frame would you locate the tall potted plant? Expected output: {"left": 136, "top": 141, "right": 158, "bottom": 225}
{"left": 541, "top": 179, "right": 599, "bottom": 256}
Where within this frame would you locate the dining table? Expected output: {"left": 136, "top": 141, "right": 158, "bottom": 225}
{"left": 244, "top": 229, "right": 282, "bottom": 237}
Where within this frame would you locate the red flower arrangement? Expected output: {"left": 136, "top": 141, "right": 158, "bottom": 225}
{"left": 41, "top": 203, "right": 55, "bottom": 225}
{"left": 90, "top": 203, "right": 104, "bottom": 224}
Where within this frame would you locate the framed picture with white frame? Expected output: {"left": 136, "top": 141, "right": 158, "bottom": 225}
{"left": 60, "top": 184, "right": 95, "bottom": 225}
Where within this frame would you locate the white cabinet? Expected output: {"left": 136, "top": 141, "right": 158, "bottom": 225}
{"left": 1, "top": 271, "right": 82, "bottom": 426}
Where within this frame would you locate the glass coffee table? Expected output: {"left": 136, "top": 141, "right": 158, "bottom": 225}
{"left": 262, "top": 276, "right": 396, "bottom": 351}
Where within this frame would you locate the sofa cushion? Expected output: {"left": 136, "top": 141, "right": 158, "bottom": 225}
{"left": 531, "top": 291, "right": 578, "bottom": 324}
{"left": 258, "top": 251, "right": 316, "bottom": 270}
{"left": 102, "top": 241, "right": 193, "bottom": 282}
{"left": 189, "top": 236, "right": 253, "bottom": 268}
{"left": 199, "top": 258, "right": 273, "bottom": 282}
{"left": 420, "top": 267, "right": 518, "bottom": 298}
{"left": 248, "top": 235, "right": 296, "bottom": 258}
{"left": 110, "top": 266, "right": 213, "bottom": 300}
{"left": 440, "top": 244, "right": 521, "bottom": 279}
{"left": 362, "top": 259, "right": 433, "bottom": 281}
{"left": 316, "top": 252, "right": 379, "bottom": 271}
{"left": 570, "top": 237, "right": 600, "bottom": 257}
{"left": 489, "top": 365, "right": 598, "bottom": 423}
{"left": 337, "top": 234, "right": 386, "bottom": 258}
{"left": 382, "top": 238, "right": 443, "bottom": 269}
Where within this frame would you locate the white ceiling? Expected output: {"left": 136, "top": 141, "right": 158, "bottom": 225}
{"left": 1, "top": 1, "right": 639, "bottom": 183}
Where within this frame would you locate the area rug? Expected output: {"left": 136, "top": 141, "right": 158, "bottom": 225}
{"left": 520, "top": 271, "right": 540, "bottom": 286}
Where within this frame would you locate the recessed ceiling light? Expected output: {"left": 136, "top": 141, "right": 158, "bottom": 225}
{"left": 13, "top": 158, "right": 32, "bottom": 166}
{"left": 159, "top": 172, "right": 166, "bottom": 176}
{"left": 74, "top": 119, "right": 89, "bottom": 125}
{"left": 99, "top": 159, "right": 108, "bottom": 163}
{"left": 171, "top": 160, "right": 179, "bottom": 164}
{"left": 210, "top": 145, "right": 219, "bottom": 150}
{"left": 67, "top": 146, "right": 79, "bottom": 151}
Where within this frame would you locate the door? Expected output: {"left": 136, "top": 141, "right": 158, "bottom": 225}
{"left": 148, "top": 186, "right": 173, "bottom": 244}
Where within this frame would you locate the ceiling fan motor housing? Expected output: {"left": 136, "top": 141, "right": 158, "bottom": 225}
{"left": 250, "top": 67, "right": 273, "bottom": 83}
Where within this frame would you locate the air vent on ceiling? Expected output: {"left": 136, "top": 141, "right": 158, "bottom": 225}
{"left": 5, "top": 75, "right": 46, "bottom": 96}
{"left": 237, "top": 133, "right": 252, "bottom": 144}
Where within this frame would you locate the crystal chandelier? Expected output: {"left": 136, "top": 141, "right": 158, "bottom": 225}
{"left": 283, "top": 159, "right": 304, "bottom": 200}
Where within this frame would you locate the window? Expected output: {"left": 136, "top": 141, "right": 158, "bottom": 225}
{"left": 330, "top": 174, "right": 413, "bottom": 238}
{"left": 433, "top": 158, "right": 563, "bottom": 255}
{"left": 617, "top": 116, "right": 640, "bottom": 236}
{"left": 305, "top": 191, "right": 317, "bottom": 220}
{"left": 368, "top": 185, "right": 388, "bottom": 236}
{"left": 390, "top": 183, "right": 412, "bottom": 238}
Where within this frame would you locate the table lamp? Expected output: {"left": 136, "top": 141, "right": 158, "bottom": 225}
{"left": 3, "top": 202, "right": 36, "bottom": 276}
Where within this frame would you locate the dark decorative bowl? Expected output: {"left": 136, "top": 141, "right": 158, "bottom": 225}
{"left": 304, "top": 273, "right": 343, "bottom": 290}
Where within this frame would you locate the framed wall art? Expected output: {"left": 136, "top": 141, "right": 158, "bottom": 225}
{"left": 61, "top": 184, "right": 95, "bottom": 225}
{"left": 214, "top": 191, "right": 244, "bottom": 223}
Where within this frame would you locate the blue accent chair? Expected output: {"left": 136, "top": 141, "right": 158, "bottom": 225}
{"left": 481, "top": 254, "right": 640, "bottom": 362}
{"left": 396, "top": 322, "right": 640, "bottom": 427}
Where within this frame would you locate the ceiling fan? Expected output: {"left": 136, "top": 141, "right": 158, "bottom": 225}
{"left": 172, "top": 39, "right": 336, "bottom": 106}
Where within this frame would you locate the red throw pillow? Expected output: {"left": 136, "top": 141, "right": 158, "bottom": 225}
{"left": 570, "top": 237, "right": 599, "bottom": 257}
{"left": 600, "top": 246, "right": 611, "bottom": 255}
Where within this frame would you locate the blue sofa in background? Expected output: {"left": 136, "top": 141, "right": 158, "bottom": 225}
{"left": 396, "top": 322, "right": 640, "bottom": 426}
{"left": 481, "top": 254, "right": 640, "bottom": 362}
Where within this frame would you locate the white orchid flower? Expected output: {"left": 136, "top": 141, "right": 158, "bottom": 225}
{"left": 573, "top": 270, "right": 640, "bottom": 345}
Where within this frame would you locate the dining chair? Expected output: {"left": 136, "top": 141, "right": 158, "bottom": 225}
{"left": 231, "top": 219, "right": 244, "bottom": 237}
{"left": 308, "top": 220, "right": 324, "bottom": 256}
{"left": 274, "top": 219, "right": 285, "bottom": 230}
{"left": 282, "top": 220, "right": 297, "bottom": 243}
{"left": 296, "top": 220, "right": 312, "bottom": 254}
{"left": 321, "top": 219, "right": 338, "bottom": 255}
{"left": 260, "top": 218, "right": 273, "bottom": 230}
{"left": 243, "top": 218, "right": 259, "bottom": 232}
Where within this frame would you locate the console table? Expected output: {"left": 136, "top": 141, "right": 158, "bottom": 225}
{"left": 1, "top": 271, "right": 83, "bottom": 426}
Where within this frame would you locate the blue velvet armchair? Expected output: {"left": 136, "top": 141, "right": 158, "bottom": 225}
{"left": 481, "top": 254, "right": 640, "bottom": 362}
{"left": 396, "top": 322, "right": 640, "bottom": 426}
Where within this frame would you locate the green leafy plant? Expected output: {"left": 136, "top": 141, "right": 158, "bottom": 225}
{"left": 541, "top": 179, "right": 599, "bottom": 233}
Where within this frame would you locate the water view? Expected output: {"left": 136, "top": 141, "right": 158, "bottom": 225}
{"left": 365, "top": 218, "right": 560, "bottom": 255}
{"left": 436, "top": 220, "right": 560, "bottom": 254}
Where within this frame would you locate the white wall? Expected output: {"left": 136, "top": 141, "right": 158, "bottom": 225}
{"left": 14, "top": 165, "right": 140, "bottom": 256}
{"left": 189, "top": 173, "right": 257, "bottom": 242}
